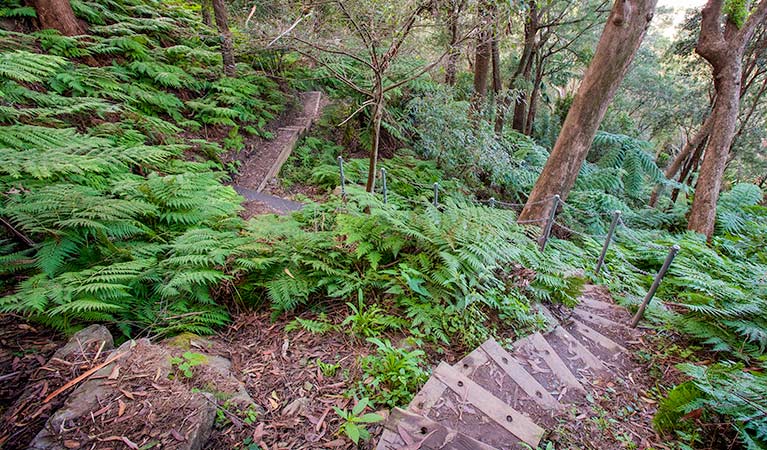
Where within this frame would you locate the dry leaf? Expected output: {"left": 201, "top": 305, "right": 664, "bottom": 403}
{"left": 119, "top": 389, "right": 134, "bottom": 400}
{"left": 284, "top": 268, "right": 295, "bottom": 278}
{"left": 252, "top": 423, "right": 266, "bottom": 442}
{"left": 120, "top": 436, "right": 139, "bottom": 450}
{"left": 117, "top": 399, "right": 126, "bottom": 417}
{"left": 171, "top": 429, "right": 186, "bottom": 442}
{"left": 63, "top": 440, "right": 81, "bottom": 449}
{"left": 108, "top": 365, "right": 120, "bottom": 380}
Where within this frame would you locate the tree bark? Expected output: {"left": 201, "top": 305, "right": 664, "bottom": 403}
{"left": 524, "top": 55, "right": 544, "bottom": 136}
{"left": 687, "top": 0, "right": 767, "bottom": 239}
{"left": 511, "top": 52, "right": 534, "bottom": 132}
{"left": 495, "top": 0, "right": 537, "bottom": 134}
{"left": 365, "top": 97, "right": 385, "bottom": 192}
{"left": 212, "top": 0, "right": 236, "bottom": 77}
{"left": 518, "top": 0, "right": 658, "bottom": 225}
{"left": 445, "top": 2, "right": 461, "bottom": 86}
{"left": 472, "top": 28, "right": 492, "bottom": 111}
{"left": 491, "top": 34, "right": 502, "bottom": 95}
{"left": 32, "top": 0, "right": 84, "bottom": 36}
{"left": 201, "top": 0, "right": 213, "bottom": 27}
{"left": 670, "top": 134, "right": 708, "bottom": 206}
{"left": 648, "top": 113, "right": 714, "bottom": 207}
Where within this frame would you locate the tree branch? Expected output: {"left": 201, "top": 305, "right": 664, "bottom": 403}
{"left": 735, "top": 0, "right": 767, "bottom": 49}
{"left": 291, "top": 48, "right": 373, "bottom": 97}
{"left": 696, "top": 0, "right": 726, "bottom": 61}
{"left": 290, "top": 35, "right": 376, "bottom": 71}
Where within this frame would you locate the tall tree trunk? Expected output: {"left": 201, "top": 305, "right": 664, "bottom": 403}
{"left": 212, "top": 0, "right": 236, "bottom": 77}
{"left": 201, "top": 0, "right": 213, "bottom": 27}
{"left": 669, "top": 135, "right": 708, "bottom": 206}
{"left": 491, "top": 34, "right": 502, "bottom": 95}
{"left": 445, "top": 2, "right": 460, "bottom": 86}
{"left": 518, "top": 0, "right": 658, "bottom": 225}
{"left": 32, "top": 0, "right": 84, "bottom": 36}
{"left": 687, "top": 0, "right": 767, "bottom": 239}
{"left": 512, "top": 54, "right": 534, "bottom": 132}
{"left": 524, "top": 56, "right": 544, "bottom": 136}
{"left": 472, "top": 29, "right": 492, "bottom": 111}
{"left": 648, "top": 113, "right": 714, "bottom": 207}
{"left": 495, "top": 0, "right": 537, "bottom": 134}
{"left": 365, "top": 96, "right": 385, "bottom": 193}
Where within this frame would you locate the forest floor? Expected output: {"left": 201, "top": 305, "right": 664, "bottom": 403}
{"left": 0, "top": 297, "right": 698, "bottom": 450}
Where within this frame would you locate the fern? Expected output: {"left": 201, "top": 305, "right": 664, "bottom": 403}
{"left": 0, "top": 50, "right": 67, "bottom": 83}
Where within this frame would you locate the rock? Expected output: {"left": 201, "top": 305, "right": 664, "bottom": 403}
{"left": 28, "top": 339, "right": 138, "bottom": 450}
{"left": 203, "top": 355, "right": 262, "bottom": 413}
{"left": 51, "top": 324, "right": 113, "bottom": 360}
{"left": 0, "top": 325, "right": 114, "bottom": 449}
{"left": 183, "top": 393, "right": 217, "bottom": 450}
{"left": 163, "top": 332, "right": 214, "bottom": 350}
{"left": 29, "top": 339, "right": 217, "bottom": 450}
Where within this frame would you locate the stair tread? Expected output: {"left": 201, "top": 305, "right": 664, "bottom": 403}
{"left": 452, "top": 340, "right": 561, "bottom": 429}
{"left": 542, "top": 325, "right": 609, "bottom": 388}
{"left": 377, "top": 408, "right": 500, "bottom": 450}
{"left": 579, "top": 296, "right": 625, "bottom": 312}
{"left": 572, "top": 307, "right": 631, "bottom": 331}
{"left": 410, "top": 362, "right": 544, "bottom": 449}
{"left": 563, "top": 318, "right": 627, "bottom": 367}
{"left": 512, "top": 332, "right": 585, "bottom": 405}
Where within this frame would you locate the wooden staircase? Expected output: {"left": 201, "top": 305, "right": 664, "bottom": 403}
{"left": 376, "top": 287, "right": 638, "bottom": 450}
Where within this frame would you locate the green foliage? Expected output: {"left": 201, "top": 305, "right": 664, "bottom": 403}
{"left": 661, "top": 363, "right": 767, "bottom": 450}
{"left": 285, "top": 315, "right": 336, "bottom": 334}
{"left": 280, "top": 136, "right": 343, "bottom": 189}
{"left": 0, "top": 0, "right": 290, "bottom": 336}
{"left": 724, "top": 0, "right": 749, "bottom": 28}
{"left": 357, "top": 338, "right": 429, "bottom": 408}
{"left": 170, "top": 351, "right": 208, "bottom": 378}
{"left": 342, "top": 290, "right": 405, "bottom": 337}
{"left": 654, "top": 381, "right": 704, "bottom": 434}
{"left": 316, "top": 358, "right": 341, "bottom": 377}
{"left": 333, "top": 398, "right": 384, "bottom": 444}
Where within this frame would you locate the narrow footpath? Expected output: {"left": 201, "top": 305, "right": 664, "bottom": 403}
{"left": 233, "top": 91, "right": 324, "bottom": 216}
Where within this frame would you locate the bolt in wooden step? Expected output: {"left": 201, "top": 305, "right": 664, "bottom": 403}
{"left": 478, "top": 339, "right": 562, "bottom": 411}
{"left": 512, "top": 332, "right": 585, "bottom": 404}
{"left": 410, "top": 376, "right": 449, "bottom": 415}
{"left": 377, "top": 408, "right": 500, "bottom": 450}
{"left": 411, "top": 362, "right": 544, "bottom": 449}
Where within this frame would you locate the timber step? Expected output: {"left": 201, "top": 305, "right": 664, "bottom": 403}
{"left": 376, "top": 286, "right": 636, "bottom": 450}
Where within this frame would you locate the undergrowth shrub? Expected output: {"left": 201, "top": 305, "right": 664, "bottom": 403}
{"left": 356, "top": 337, "right": 430, "bottom": 408}
{"left": 0, "top": 0, "right": 287, "bottom": 336}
